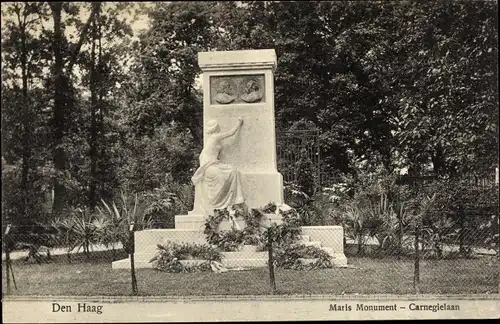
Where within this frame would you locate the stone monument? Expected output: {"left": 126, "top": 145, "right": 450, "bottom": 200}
{"left": 177, "top": 49, "right": 284, "bottom": 230}
{"left": 112, "top": 49, "right": 347, "bottom": 269}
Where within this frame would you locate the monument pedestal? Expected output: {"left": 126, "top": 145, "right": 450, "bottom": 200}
{"left": 112, "top": 217, "right": 347, "bottom": 269}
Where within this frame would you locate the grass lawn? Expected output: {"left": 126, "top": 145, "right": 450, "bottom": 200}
{"left": 3, "top": 251, "right": 498, "bottom": 296}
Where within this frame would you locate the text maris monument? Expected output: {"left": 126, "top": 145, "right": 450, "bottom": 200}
{"left": 112, "top": 49, "right": 347, "bottom": 270}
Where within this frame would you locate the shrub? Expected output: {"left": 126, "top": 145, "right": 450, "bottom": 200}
{"left": 96, "top": 190, "right": 153, "bottom": 254}
{"left": 150, "top": 241, "right": 222, "bottom": 273}
{"left": 51, "top": 208, "right": 100, "bottom": 261}
{"left": 273, "top": 244, "right": 333, "bottom": 270}
{"left": 261, "top": 205, "right": 334, "bottom": 270}
{"left": 415, "top": 179, "right": 499, "bottom": 257}
{"left": 142, "top": 180, "right": 194, "bottom": 228}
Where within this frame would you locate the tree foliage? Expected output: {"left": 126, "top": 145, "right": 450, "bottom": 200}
{"left": 1, "top": 1, "right": 497, "bottom": 225}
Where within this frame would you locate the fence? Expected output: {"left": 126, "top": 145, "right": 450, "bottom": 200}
{"left": 276, "top": 130, "right": 322, "bottom": 192}
{"left": 2, "top": 200, "right": 499, "bottom": 296}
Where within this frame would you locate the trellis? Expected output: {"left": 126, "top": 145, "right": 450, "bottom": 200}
{"left": 276, "top": 129, "right": 321, "bottom": 191}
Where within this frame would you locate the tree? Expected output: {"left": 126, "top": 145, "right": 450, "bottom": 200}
{"left": 47, "top": 2, "right": 102, "bottom": 215}
{"left": 77, "top": 2, "right": 134, "bottom": 209}
{"left": 1, "top": 3, "right": 52, "bottom": 223}
{"left": 387, "top": 0, "right": 498, "bottom": 176}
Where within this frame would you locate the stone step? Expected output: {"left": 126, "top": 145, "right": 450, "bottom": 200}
{"left": 112, "top": 256, "right": 268, "bottom": 269}
{"left": 180, "top": 259, "right": 270, "bottom": 269}
{"left": 179, "top": 259, "right": 208, "bottom": 267}
{"left": 222, "top": 258, "right": 267, "bottom": 268}
{"left": 320, "top": 247, "right": 348, "bottom": 266}
{"left": 175, "top": 213, "right": 285, "bottom": 231}
{"left": 222, "top": 251, "right": 268, "bottom": 260}
{"left": 112, "top": 258, "right": 153, "bottom": 269}
{"left": 112, "top": 252, "right": 347, "bottom": 270}
{"left": 240, "top": 244, "right": 259, "bottom": 252}
{"left": 304, "top": 241, "right": 322, "bottom": 248}
{"left": 330, "top": 253, "right": 348, "bottom": 267}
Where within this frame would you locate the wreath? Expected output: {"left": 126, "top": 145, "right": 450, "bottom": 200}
{"left": 203, "top": 203, "right": 272, "bottom": 251}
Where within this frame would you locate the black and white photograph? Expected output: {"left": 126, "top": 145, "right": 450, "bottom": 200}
{"left": 1, "top": 1, "right": 499, "bottom": 322}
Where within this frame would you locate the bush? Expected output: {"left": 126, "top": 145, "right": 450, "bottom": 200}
{"left": 415, "top": 179, "right": 499, "bottom": 256}
{"left": 261, "top": 206, "right": 334, "bottom": 270}
{"left": 96, "top": 191, "right": 153, "bottom": 254}
{"left": 334, "top": 171, "right": 499, "bottom": 258}
{"left": 273, "top": 244, "right": 333, "bottom": 270}
{"left": 150, "top": 241, "right": 222, "bottom": 273}
{"left": 142, "top": 180, "right": 194, "bottom": 228}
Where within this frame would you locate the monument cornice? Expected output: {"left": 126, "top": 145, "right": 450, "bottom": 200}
{"left": 198, "top": 49, "right": 277, "bottom": 72}
{"left": 199, "top": 62, "right": 277, "bottom": 72}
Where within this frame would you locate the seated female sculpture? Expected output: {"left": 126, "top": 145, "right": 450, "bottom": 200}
{"left": 191, "top": 118, "right": 245, "bottom": 217}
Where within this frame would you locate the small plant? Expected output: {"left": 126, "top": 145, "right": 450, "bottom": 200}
{"left": 52, "top": 208, "right": 98, "bottom": 260}
{"left": 96, "top": 190, "right": 153, "bottom": 254}
{"left": 341, "top": 204, "right": 383, "bottom": 255}
{"left": 376, "top": 195, "right": 413, "bottom": 256}
{"left": 261, "top": 208, "right": 302, "bottom": 248}
{"left": 284, "top": 183, "right": 316, "bottom": 225}
{"left": 260, "top": 206, "right": 334, "bottom": 270}
{"left": 216, "top": 229, "right": 245, "bottom": 251}
{"left": 273, "top": 244, "right": 333, "bottom": 270}
{"left": 150, "top": 241, "right": 222, "bottom": 273}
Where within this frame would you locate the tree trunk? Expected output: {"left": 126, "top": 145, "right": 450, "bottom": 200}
{"left": 357, "top": 233, "right": 364, "bottom": 255}
{"left": 20, "top": 11, "right": 31, "bottom": 220}
{"left": 431, "top": 143, "right": 446, "bottom": 175}
{"left": 399, "top": 219, "right": 404, "bottom": 256}
{"left": 89, "top": 16, "right": 98, "bottom": 211}
{"left": 50, "top": 3, "right": 67, "bottom": 216}
{"left": 97, "top": 12, "right": 106, "bottom": 199}
{"left": 49, "top": 2, "right": 101, "bottom": 215}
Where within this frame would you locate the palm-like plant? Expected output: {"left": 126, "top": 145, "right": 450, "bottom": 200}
{"left": 342, "top": 205, "right": 372, "bottom": 255}
{"left": 53, "top": 208, "right": 98, "bottom": 261}
{"left": 375, "top": 194, "right": 413, "bottom": 256}
{"left": 50, "top": 217, "right": 73, "bottom": 261}
{"left": 409, "top": 193, "right": 447, "bottom": 258}
{"left": 96, "top": 190, "right": 153, "bottom": 255}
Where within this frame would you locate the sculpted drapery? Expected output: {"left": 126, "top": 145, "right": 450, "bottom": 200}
{"left": 191, "top": 118, "right": 245, "bottom": 216}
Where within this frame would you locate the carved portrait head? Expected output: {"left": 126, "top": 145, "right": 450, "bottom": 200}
{"left": 217, "top": 80, "right": 233, "bottom": 94}
{"left": 240, "top": 78, "right": 263, "bottom": 103}
{"left": 214, "top": 79, "right": 236, "bottom": 104}
{"left": 243, "top": 79, "right": 259, "bottom": 94}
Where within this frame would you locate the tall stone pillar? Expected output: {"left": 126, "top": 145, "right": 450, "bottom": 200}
{"left": 189, "top": 49, "right": 283, "bottom": 216}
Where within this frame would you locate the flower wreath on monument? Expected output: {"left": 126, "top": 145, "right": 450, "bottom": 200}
{"left": 203, "top": 202, "right": 333, "bottom": 270}
{"left": 203, "top": 202, "right": 278, "bottom": 252}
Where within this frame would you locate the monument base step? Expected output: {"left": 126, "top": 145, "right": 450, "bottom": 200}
{"left": 174, "top": 213, "right": 283, "bottom": 230}
{"left": 222, "top": 251, "right": 267, "bottom": 259}
{"left": 112, "top": 258, "right": 152, "bottom": 269}
{"left": 303, "top": 241, "right": 322, "bottom": 248}
{"left": 111, "top": 255, "right": 268, "bottom": 269}
{"left": 329, "top": 253, "right": 348, "bottom": 267}
{"left": 111, "top": 255, "right": 347, "bottom": 269}
{"left": 112, "top": 225, "right": 347, "bottom": 269}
